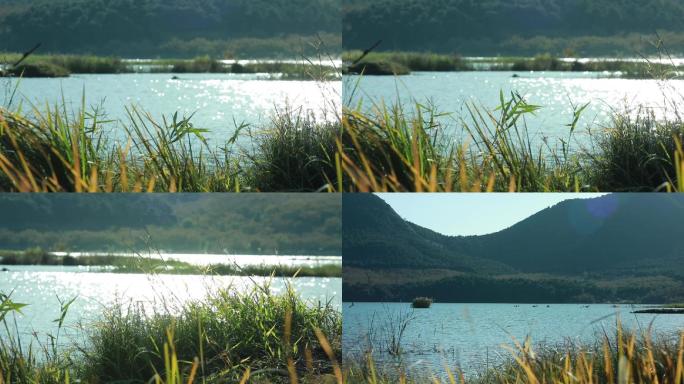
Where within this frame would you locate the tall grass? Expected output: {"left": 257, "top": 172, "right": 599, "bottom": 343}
{"left": 0, "top": 293, "right": 73, "bottom": 384}
{"left": 0, "top": 283, "right": 342, "bottom": 383}
{"left": 244, "top": 109, "right": 340, "bottom": 192}
{"left": 344, "top": 322, "right": 684, "bottom": 384}
{"left": 82, "top": 283, "right": 341, "bottom": 382}
{"left": 0, "top": 103, "right": 340, "bottom": 192}
{"left": 339, "top": 90, "right": 684, "bottom": 192}
{"left": 339, "top": 92, "right": 586, "bottom": 192}
{"left": 586, "top": 111, "right": 684, "bottom": 191}
{"left": 0, "top": 45, "right": 341, "bottom": 192}
{"left": 6, "top": 90, "right": 679, "bottom": 192}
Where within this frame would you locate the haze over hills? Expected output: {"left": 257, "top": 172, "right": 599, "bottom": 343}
{"left": 343, "top": 194, "right": 684, "bottom": 303}
{"left": 0, "top": 194, "right": 341, "bottom": 255}
{"left": 0, "top": 0, "right": 340, "bottom": 57}
{"left": 343, "top": 0, "right": 684, "bottom": 56}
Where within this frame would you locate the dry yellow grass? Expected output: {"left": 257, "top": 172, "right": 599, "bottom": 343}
{"left": 343, "top": 323, "right": 684, "bottom": 384}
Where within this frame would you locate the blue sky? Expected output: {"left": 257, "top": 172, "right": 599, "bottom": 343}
{"left": 377, "top": 193, "right": 608, "bottom": 236}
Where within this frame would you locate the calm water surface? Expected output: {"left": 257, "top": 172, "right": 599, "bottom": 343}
{"left": 2, "top": 73, "right": 340, "bottom": 145}
{"left": 0, "top": 267, "right": 340, "bottom": 346}
{"left": 345, "top": 71, "right": 684, "bottom": 145}
{"left": 343, "top": 302, "right": 684, "bottom": 377}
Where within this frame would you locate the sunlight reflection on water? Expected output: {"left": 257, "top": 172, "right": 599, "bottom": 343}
{"left": 48, "top": 252, "right": 342, "bottom": 267}
{"left": 345, "top": 71, "right": 684, "bottom": 146}
{"left": 3, "top": 74, "right": 340, "bottom": 145}
{"left": 0, "top": 269, "right": 340, "bottom": 344}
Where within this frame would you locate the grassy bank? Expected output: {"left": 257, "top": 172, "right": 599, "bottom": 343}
{"left": 0, "top": 283, "right": 342, "bottom": 383}
{"left": 0, "top": 104, "right": 340, "bottom": 192}
{"left": 0, "top": 249, "right": 342, "bottom": 277}
{"left": 0, "top": 53, "right": 340, "bottom": 78}
{"left": 339, "top": 92, "right": 684, "bottom": 192}
{"left": 342, "top": 51, "right": 683, "bottom": 78}
{"left": 345, "top": 324, "right": 684, "bottom": 383}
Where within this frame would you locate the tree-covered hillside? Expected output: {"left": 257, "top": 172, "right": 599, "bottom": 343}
{"left": 0, "top": 194, "right": 341, "bottom": 255}
{"left": 343, "top": 0, "right": 684, "bottom": 56}
{"left": 342, "top": 194, "right": 513, "bottom": 272}
{"left": 0, "top": 0, "right": 340, "bottom": 57}
{"left": 344, "top": 193, "right": 684, "bottom": 274}
{"left": 461, "top": 194, "right": 684, "bottom": 274}
{"left": 343, "top": 194, "right": 684, "bottom": 303}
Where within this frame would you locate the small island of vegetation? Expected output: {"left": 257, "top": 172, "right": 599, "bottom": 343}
{"left": 411, "top": 297, "right": 432, "bottom": 308}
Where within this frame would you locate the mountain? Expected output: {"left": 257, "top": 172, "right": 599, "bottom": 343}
{"left": 0, "top": 194, "right": 341, "bottom": 255}
{"left": 343, "top": 0, "right": 684, "bottom": 56}
{"left": 342, "top": 193, "right": 512, "bottom": 272}
{"left": 459, "top": 194, "right": 684, "bottom": 274}
{"left": 0, "top": 0, "right": 340, "bottom": 57}
{"left": 343, "top": 193, "right": 684, "bottom": 303}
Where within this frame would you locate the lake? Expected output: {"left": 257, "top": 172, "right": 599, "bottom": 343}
{"left": 344, "top": 71, "right": 684, "bottom": 146}
{"left": 2, "top": 73, "right": 340, "bottom": 145}
{"left": 343, "top": 302, "right": 684, "bottom": 377}
{"left": 0, "top": 267, "right": 341, "bottom": 347}
{"left": 48, "top": 252, "right": 342, "bottom": 267}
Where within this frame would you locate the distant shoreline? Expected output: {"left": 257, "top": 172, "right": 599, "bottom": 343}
{"left": 342, "top": 50, "right": 684, "bottom": 78}
{"left": 1, "top": 53, "right": 341, "bottom": 78}
{"left": 0, "top": 250, "right": 342, "bottom": 277}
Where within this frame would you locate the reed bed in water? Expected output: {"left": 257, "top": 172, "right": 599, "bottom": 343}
{"left": 0, "top": 53, "right": 130, "bottom": 76}
{"left": 343, "top": 51, "right": 468, "bottom": 75}
{"left": 0, "top": 282, "right": 341, "bottom": 383}
{"left": 165, "top": 57, "right": 340, "bottom": 80}
{"left": 0, "top": 249, "right": 342, "bottom": 277}
{"left": 342, "top": 51, "right": 684, "bottom": 78}
{"left": 0, "top": 52, "right": 339, "bottom": 78}
{"left": 344, "top": 322, "right": 684, "bottom": 384}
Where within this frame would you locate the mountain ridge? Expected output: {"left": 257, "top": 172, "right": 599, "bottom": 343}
{"left": 342, "top": 193, "right": 684, "bottom": 303}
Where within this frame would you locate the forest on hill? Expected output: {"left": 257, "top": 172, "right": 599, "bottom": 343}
{"left": 0, "top": 0, "right": 340, "bottom": 57}
{"left": 343, "top": 194, "right": 684, "bottom": 303}
{"left": 0, "top": 194, "right": 341, "bottom": 255}
{"left": 343, "top": 0, "right": 684, "bottom": 56}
